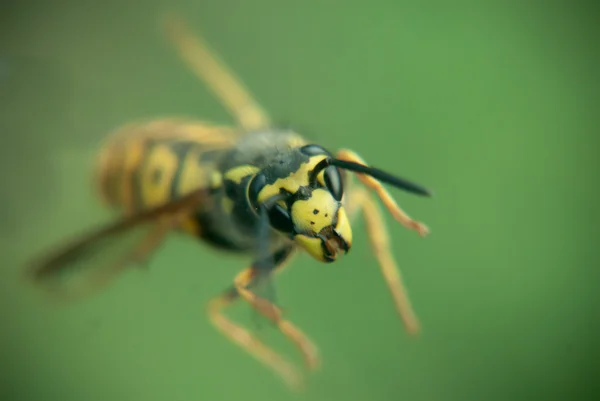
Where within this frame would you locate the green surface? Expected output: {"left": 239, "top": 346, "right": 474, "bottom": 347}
{"left": 1, "top": 2, "right": 598, "bottom": 401}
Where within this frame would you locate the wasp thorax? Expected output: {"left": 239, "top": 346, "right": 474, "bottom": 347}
{"left": 292, "top": 188, "right": 352, "bottom": 262}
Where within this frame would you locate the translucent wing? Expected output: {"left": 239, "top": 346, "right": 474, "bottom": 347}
{"left": 24, "top": 188, "right": 210, "bottom": 301}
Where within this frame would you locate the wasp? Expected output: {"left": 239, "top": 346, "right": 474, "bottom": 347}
{"left": 24, "top": 14, "right": 433, "bottom": 390}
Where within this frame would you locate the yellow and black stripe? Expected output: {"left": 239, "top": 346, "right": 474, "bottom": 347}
{"left": 95, "top": 119, "right": 237, "bottom": 238}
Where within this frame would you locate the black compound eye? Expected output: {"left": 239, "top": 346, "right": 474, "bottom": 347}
{"left": 248, "top": 173, "right": 267, "bottom": 207}
{"left": 268, "top": 203, "right": 294, "bottom": 233}
{"left": 324, "top": 165, "right": 343, "bottom": 201}
{"left": 300, "top": 144, "right": 332, "bottom": 157}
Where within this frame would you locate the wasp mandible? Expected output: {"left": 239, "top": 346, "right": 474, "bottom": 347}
{"left": 24, "top": 14, "right": 433, "bottom": 390}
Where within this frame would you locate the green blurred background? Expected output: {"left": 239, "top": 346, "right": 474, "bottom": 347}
{"left": 1, "top": 1, "right": 598, "bottom": 400}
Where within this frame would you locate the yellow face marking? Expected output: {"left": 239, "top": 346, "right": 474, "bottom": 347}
{"left": 294, "top": 206, "right": 353, "bottom": 262}
{"left": 140, "top": 145, "right": 179, "bottom": 207}
{"left": 334, "top": 207, "right": 352, "bottom": 248}
{"left": 224, "top": 165, "right": 260, "bottom": 184}
{"left": 257, "top": 155, "right": 328, "bottom": 204}
{"left": 294, "top": 235, "right": 327, "bottom": 262}
{"left": 291, "top": 188, "right": 337, "bottom": 234}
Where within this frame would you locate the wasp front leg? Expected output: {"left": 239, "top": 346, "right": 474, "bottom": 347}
{"left": 207, "top": 247, "right": 319, "bottom": 390}
{"left": 233, "top": 269, "right": 320, "bottom": 371}
{"left": 208, "top": 289, "right": 304, "bottom": 390}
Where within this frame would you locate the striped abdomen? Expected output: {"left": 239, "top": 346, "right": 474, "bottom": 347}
{"left": 95, "top": 119, "right": 237, "bottom": 217}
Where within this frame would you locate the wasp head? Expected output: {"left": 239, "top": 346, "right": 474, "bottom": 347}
{"left": 248, "top": 144, "right": 352, "bottom": 262}
{"left": 291, "top": 186, "right": 352, "bottom": 262}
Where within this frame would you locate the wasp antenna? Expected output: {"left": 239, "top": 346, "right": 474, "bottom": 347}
{"left": 331, "top": 159, "right": 433, "bottom": 197}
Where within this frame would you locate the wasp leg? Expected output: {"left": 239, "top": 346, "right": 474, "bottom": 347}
{"left": 346, "top": 186, "right": 421, "bottom": 334}
{"left": 338, "top": 148, "right": 427, "bottom": 334}
{"left": 336, "top": 149, "right": 430, "bottom": 237}
{"left": 163, "top": 14, "right": 271, "bottom": 131}
{"left": 232, "top": 267, "right": 320, "bottom": 372}
{"left": 207, "top": 291, "right": 304, "bottom": 390}
{"left": 207, "top": 250, "right": 314, "bottom": 390}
